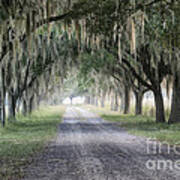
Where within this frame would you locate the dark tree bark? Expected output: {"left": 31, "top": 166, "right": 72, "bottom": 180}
{"left": 169, "top": 72, "right": 180, "bottom": 123}
{"left": 124, "top": 85, "right": 131, "bottom": 114}
{"left": 0, "top": 93, "right": 2, "bottom": 125}
{"left": 0, "top": 93, "right": 3, "bottom": 127}
{"left": 70, "top": 97, "right": 73, "bottom": 105}
{"left": 8, "top": 94, "right": 17, "bottom": 121}
{"left": 1, "top": 68, "right": 6, "bottom": 127}
{"left": 154, "top": 87, "right": 166, "bottom": 123}
{"left": 134, "top": 92, "right": 144, "bottom": 115}
{"left": 121, "top": 44, "right": 171, "bottom": 122}
{"left": 22, "top": 99, "right": 28, "bottom": 116}
{"left": 28, "top": 95, "right": 35, "bottom": 114}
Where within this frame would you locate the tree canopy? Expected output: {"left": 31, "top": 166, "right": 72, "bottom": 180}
{"left": 0, "top": 0, "right": 180, "bottom": 126}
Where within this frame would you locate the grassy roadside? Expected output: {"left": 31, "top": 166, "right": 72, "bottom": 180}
{"left": 85, "top": 105, "right": 180, "bottom": 145}
{"left": 0, "top": 105, "right": 65, "bottom": 180}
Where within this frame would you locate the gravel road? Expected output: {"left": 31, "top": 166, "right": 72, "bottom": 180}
{"left": 23, "top": 106, "right": 180, "bottom": 180}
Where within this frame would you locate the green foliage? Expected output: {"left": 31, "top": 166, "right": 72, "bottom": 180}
{"left": 77, "top": 49, "right": 118, "bottom": 96}
{"left": 61, "top": 73, "right": 88, "bottom": 99}
{"left": 79, "top": 49, "right": 116, "bottom": 77}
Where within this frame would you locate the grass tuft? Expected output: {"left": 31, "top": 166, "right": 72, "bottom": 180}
{"left": 0, "top": 105, "right": 65, "bottom": 179}
{"left": 85, "top": 105, "right": 180, "bottom": 145}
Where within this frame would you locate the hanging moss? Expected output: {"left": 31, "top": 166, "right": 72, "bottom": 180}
{"left": 130, "top": 18, "right": 136, "bottom": 54}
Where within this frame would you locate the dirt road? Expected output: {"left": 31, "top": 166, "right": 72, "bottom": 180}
{"left": 24, "top": 107, "right": 180, "bottom": 180}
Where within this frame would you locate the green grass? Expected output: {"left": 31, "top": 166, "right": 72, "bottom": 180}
{"left": 85, "top": 105, "right": 180, "bottom": 145}
{"left": 0, "top": 105, "right": 65, "bottom": 179}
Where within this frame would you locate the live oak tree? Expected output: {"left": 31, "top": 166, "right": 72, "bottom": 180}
{"left": 78, "top": 0, "right": 177, "bottom": 123}
{"left": 166, "top": 1, "right": 180, "bottom": 123}
{"left": 1, "top": 0, "right": 180, "bottom": 126}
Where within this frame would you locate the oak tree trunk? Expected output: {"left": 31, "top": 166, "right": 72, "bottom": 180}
{"left": 22, "top": 99, "right": 27, "bottom": 116}
{"left": 8, "top": 94, "right": 16, "bottom": 121}
{"left": 124, "top": 85, "right": 131, "bottom": 114}
{"left": 154, "top": 87, "right": 166, "bottom": 123}
{"left": 28, "top": 95, "right": 35, "bottom": 114}
{"left": 1, "top": 68, "right": 6, "bottom": 127}
{"left": 135, "top": 92, "right": 144, "bottom": 115}
{"left": 169, "top": 72, "right": 180, "bottom": 123}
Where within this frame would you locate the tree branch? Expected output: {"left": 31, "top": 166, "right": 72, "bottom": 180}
{"left": 35, "top": 11, "right": 73, "bottom": 30}
{"left": 121, "top": 58, "right": 153, "bottom": 91}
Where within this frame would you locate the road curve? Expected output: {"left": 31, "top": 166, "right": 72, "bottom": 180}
{"left": 23, "top": 106, "right": 180, "bottom": 180}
